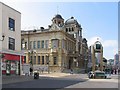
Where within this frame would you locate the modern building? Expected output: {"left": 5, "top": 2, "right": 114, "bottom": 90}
{"left": 0, "top": 2, "right": 23, "bottom": 75}
{"left": 21, "top": 14, "right": 88, "bottom": 73}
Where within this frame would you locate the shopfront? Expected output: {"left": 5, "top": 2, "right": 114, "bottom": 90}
{"left": 2, "top": 53, "right": 24, "bottom": 75}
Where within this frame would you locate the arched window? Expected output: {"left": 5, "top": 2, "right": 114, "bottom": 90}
{"left": 69, "top": 28, "right": 71, "bottom": 32}
{"left": 54, "top": 20, "right": 56, "bottom": 23}
{"left": 72, "top": 27, "right": 74, "bottom": 31}
{"left": 66, "top": 28, "right": 68, "bottom": 32}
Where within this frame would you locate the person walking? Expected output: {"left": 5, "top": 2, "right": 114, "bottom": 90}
{"left": 30, "top": 67, "right": 33, "bottom": 76}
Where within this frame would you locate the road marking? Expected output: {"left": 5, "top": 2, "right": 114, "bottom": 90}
{"left": 89, "top": 79, "right": 118, "bottom": 83}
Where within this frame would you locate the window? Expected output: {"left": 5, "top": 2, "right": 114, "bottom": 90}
{"left": 37, "top": 41, "right": 40, "bottom": 49}
{"left": 66, "top": 28, "right": 68, "bottom": 32}
{"left": 69, "top": 28, "right": 71, "bottom": 32}
{"left": 41, "top": 40, "right": 44, "bottom": 48}
{"left": 33, "top": 56, "right": 36, "bottom": 64}
{"left": 9, "top": 37, "right": 15, "bottom": 50}
{"left": 96, "top": 44, "right": 101, "bottom": 50}
{"left": 30, "top": 41, "right": 32, "bottom": 49}
{"left": 72, "top": 27, "right": 74, "bottom": 31}
{"left": 52, "top": 39, "right": 59, "bottom": 49}
{"left": 46, "top": 56, "right": 49, "bottom": 64}
{"left": 9, "top": 18, "right": 15, "bottom": 31}
{"left": 42, "top": 56, "right": 44, "bottom": 65}
{"left": 33, "top": 41, "right": 36, "bottom": 49}
{"left": 54, "top": 20, "right": 56, "bottom": 23}
{"left": 38, "top": 56, "right": 40, "bottom": 64}
{"left": 53, "top": 57, "right": 57, "bottom": 65}
{"left": 45, "top": 40, "right": 49, "bottom": 49}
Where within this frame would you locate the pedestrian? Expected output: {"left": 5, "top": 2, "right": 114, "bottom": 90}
{"left": 111, "top": 69, "right": 113, "bottom": 74}
{"left": 115, "top": 69, "right": 117, "bottom": 74}
{"left": 30, "top": 67, "right": 33, "bottom": 76}
{"left": 118, "top": 69, "right": 120, "bottom": 74}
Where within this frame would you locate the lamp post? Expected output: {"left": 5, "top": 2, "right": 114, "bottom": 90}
{"left": 0, "top": 35, "right": 5, "bottom": 41}
{"left": 29, "top": 50, "right": 36, "bottom": 69}
{"left": 85, "top": 58, "right": 88, "bottom": 73}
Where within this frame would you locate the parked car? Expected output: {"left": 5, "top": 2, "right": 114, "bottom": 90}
{"left": 88, "top": 71, "right": 94, "bottom": 79}
{"left": 105, "top": 73, "right": 111, "bottom": 79}
{"left": 94, "top": 70, "right": 107, "bottom": 79}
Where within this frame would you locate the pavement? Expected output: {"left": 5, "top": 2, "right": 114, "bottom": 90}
{"left": 2, "top": 72, "right": 118, "bottom": 86}
{"left": 37, "top": 72, "right": 72, "bottom": 77}
{"left": 66, "top": 74, "right": 118, "bottom": 88}
{"left": 2, "top": 72, "right": 74, "bottom": 84}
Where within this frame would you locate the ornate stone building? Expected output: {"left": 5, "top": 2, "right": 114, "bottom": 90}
{"left": 21, "top": 14, "right": 88, "bottom": 73}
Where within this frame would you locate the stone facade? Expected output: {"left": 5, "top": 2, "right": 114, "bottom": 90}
{"left": 21, "top": 14, "right": 88, "bottom": 73}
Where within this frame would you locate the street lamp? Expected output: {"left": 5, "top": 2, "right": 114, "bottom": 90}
{"left": 29, "top": 50, "right": 36, "bottom": 68}
{"left": 85, "top": 58, "right": 88, "bottom": 73}
{"left": 0, "top": 35, "right": 5, "bottom": 41}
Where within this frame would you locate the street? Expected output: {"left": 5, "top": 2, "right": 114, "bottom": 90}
{"left": 2, "top": 73, "right": 118, "bottom": 89}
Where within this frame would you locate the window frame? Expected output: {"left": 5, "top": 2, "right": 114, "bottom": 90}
{"left": 8, "top": 37, "right": 15, "bottom": 50}
{"left": 9, "top": 18, "right": 15, "bottom": 31}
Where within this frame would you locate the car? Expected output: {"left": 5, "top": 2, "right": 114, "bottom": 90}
{"left": 105, "top": 73, "right": 111, "bottom": 79}
{"left": 88, "top": 71, "right": 94, "bottom": 79}
{"left": 94, "top": 70, "right": 107, "bottom": 79}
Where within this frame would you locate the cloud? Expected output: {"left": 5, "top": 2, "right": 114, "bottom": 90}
{"left": 87, "top": 36, "right": 117, "bottom": 48}
{"left": 87, "top": 36, "right": 102, "bottom": 46}
{"left": 103, "top": 40, "right": 117, "bottom": 48}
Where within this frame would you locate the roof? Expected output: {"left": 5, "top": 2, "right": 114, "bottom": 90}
{"left": 53, "top": 14, "right": 64, "bottom": 19}
{"left": 0, "top": 2, "right": 21, "bottom": 14}
{"left": 65, "top": 17, "right": 79, "bottom": 25}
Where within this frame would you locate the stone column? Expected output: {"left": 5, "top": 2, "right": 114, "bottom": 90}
{"left": 58, "top": 39, "right": 62, "bottom": 72}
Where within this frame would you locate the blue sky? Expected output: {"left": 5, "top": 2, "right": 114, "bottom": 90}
{"left": 1, "top": 1, "right": 118, "bottom": 60}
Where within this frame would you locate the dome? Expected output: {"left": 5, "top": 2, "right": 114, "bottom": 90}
{"left": 54, "top": 14, "right": 63, "bottom": 19}
{"left": 65, "top": 17, "right": 79, "bottom": 25}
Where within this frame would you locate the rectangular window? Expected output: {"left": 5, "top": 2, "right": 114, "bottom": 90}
{"left": 53, "top": 57, "right": 57, "bottom": 65}
{"left": 9, "top": 37, "right": 15, "bottom": 50}
{"left": 42, "top": 56, "right": 44, "bottom": 65}
{"left": 41, "top": 40, "right": 44, "bottom": 48}
{"left": 45, "top": 40, "right": 49, "bottom": 49}
{"left": 37, "top": 41, "right": 40, "bottom": 49}
{"left": 33, "top": 41, "right": 36, "bottom": 49}
{"left": 30, "top": 41, "right": 32, "bottom": 49}
{"left": 46, "top": 56, "right": 49, "bottom": 64}
{"left": 34, "top": 56, "right": 36, "bottom": 64}
{"left": 9, "top": 18, "right": 15, "bottom": 31}
{"left": 52, "top": 39, "right": 59, "bottom": 49}
{"left": 38, "top": 56, "right": 40, "bottom": 64}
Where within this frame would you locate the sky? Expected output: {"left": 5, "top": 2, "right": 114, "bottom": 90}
{"left": 0, "top": 0, "right": 118, "bottom": 60}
